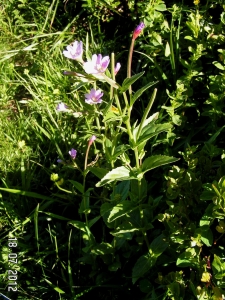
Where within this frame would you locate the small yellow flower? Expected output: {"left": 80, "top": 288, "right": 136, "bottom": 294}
{"left": 194, "top": 0, "right": 200, "bottom": 5}
{"left": 53, "top": 89, "right": 60, "bottom": 95}
{"left": 18, "top": 140, "right": 26, "bottom": 149}
{"left": 201, "top": 272, "right": 211, "bottom": 282}
{"left": 50, "top": 173, "right": 59, "bottom": 182}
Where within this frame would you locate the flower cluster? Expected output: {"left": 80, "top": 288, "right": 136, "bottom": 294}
{"left": 61, "top": 40, "right": 122, "bottom": 108}
{"left": 57, "top": 25, "right": 146, "bottom": 170}
{"left": 62, "top": 41, "right": 120, "bottom": 77}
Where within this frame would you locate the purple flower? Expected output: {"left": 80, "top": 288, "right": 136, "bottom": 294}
{"left": 63, "top": 41, "right": 83, "bottom": 62}
{"left": 133, "top": 22, "right": 145, "bottom": 40}
{"left": 69, "top": 148, "right": 77, "bottom": 159}
{"left": 57, "top": 159, "right": 63, "bottom": 164}
{"left": 56, "top": 102, "right": 69, "bottom": 112}
{"left": 89, "top": 135, "right": 96, "bottom": 146}
{"left": 83, "top": 54, "right": 110, "bottom": 74}
{"left": 85, "top": 89, "right": 103, "bottom": 105}
{"left": 114, "top": 62, "right": 121, "bottom": 75}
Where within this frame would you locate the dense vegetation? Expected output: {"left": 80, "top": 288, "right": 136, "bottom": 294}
{"left": 1, "top": 0, "right": 225, "bottom": 299}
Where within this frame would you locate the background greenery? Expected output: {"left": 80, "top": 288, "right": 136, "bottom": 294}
{"left": 1, "top": 0, "right": 225, "bottom": 299}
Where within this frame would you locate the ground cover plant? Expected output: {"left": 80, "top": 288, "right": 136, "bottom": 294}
{"left": 1, "top": 0, "right": 225, "bottom": 299}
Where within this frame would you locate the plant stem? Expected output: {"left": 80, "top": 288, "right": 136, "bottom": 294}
{"left": 127, "top": 38, "right": 135, "bottom": 96}
{"left": 83, "top": 143, "right": 92, "bottom": 226}
{"left": 110, "top": 52, "right": 115, "bottom": 99}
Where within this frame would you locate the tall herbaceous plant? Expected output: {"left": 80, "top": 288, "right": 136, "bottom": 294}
{"left": 52, "top": 21, "right": 178, "bottom": 289}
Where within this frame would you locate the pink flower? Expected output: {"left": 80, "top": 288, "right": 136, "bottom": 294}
{"left": 133, "top": 22, "right": 145, "bottom": 40}
{"left": 83, "top": 54, "right": 110, "bottom": 74}
{"left": 56, "top": 102, "right": 69, "bottom": 112}
{"left": 114, "top": 62, "right": 121, "bottom": 75}
{"left": 89, "top": 135, "right": 96, "bottom": 146}
{"left": 63, "top": 41, "right": 83, "bottom": 62}
{"left": 69, "top": 148, "right": 77, "bottom": 159}
{"left": 85, "top": 88, "right": 103, "bottom": 105}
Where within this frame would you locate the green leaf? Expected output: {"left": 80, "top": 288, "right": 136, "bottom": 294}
{"left": 101, "top": 73, "right": 120, "bottom": 89}
{"left": 133, "top": 112, "right": 159, "bottom": 142}
{"left": 0, "top": 187, "right": 54, "bottom": 201}
{"left": 68, "top": 180, "right": 84, "bottom": 193}
{"left": 200, "top": 204, "right": 214, "bottom": 226}
{"left": 131, "top": 81, "right": 158, "bottom": 106}
{"left": 111, "top": 222, "right": 139, "bottom": 237}
{"left": 100, "top": 202, "right": 114, "bottom": 217}
{"left": 68, "top": 221, "right": 87, "bottom": 232}
{"left": 39, "top": 212, "right": 71, "bottom": 221}
{"left": 132, "top": 254, "right": 156, "bottom": 284}
{"left": 120, "top": 72, "right": 145, "bottom": 93}
{"left": 91, "top": 242, "right": 114, "bottom": 255}
{"left": 213, "top": 61, "right": 225, "bottom": 70}
{"left": 200, "top": 184, "right": 215, "bottom": 200}
{"left": 155, "top": 2, "right": 167, "bottom": 11}
{"left": 111, "top": 144, "right": 131, "bottom": 160}
{"left": 142, "top": 155, "right": 179, "bottom": 174}
{"left": 114, "top": 181, "right": 130, "bottom": 201}
{"left": 108, "top": 201, "right": 137, "bottom": 222}
{"left": 212, "top": 254, "right": 225, "bottom": 279}
{"left": 150, "top": 234, "right": 168, "bottom": 258}
{"left": 132, "top": 235, "right": 168, "bottom": 284}
{"left": 96, "top": 166, "right": 136, "bottom": 187}
{"left": 89, "top": 216, "right": 101, "bottom": 228}
{"left": 200, "top": 228, "right": 213, "bottom": 246}
{"left": 177, "top": 248, "right": 198, "bottom": 268}
{"left": 135, "top": 123, "right": 173, "bottom": 146}
{"left": 168, "top": 282, "right": 180, "bottom": 299}
{"left": 172, "top": 114, "right": 182, "bottom": 126}
{"left": 45, "top": 279, "right": 65, "bottom": 294}
{"left": 207, "top": 125, "right": 225, "bottom": 144}
{"left": 90, "top": 167, "right": 109, "bottom": 179}
{"left": 103, "top": 111, "right": 121, "bottom": 122}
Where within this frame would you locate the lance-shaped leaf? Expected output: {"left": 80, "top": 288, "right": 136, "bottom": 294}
{"left": 90, "top": 167, "right": 109, "bottom": 179}
{"left": 131, "top": 81, "right": 158, "bottom": 106}
{"left": 141, "top": 155, "right": 179, "bottom": 174}
{"left": 135, "top": 123, "right": 173, "bottom": 147}
{"left": 133, "top": 112, "right": 159, "bottom": 142}
{"left": 108, "top": 201, "right": 137, "bottom": 223}
{"left": 120, "top": 72, "right": 144, "bottom": 93}
{"left": 132, "top": 235, "right": 168, "bottom": 283}
{"left": 111, "top": 222, "right": 139, "bottom": 237}
{"left": 96, "top": 166, "right": 136, "bottom": 187}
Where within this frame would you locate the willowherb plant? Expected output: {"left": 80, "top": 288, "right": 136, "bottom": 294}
{"left": 55, "top": 22, "right": 178, "bottom": 285}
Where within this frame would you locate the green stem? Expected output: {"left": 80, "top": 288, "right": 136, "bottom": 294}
{"left": 123, "top": 92, "right": 129, "bottom": 108}
{"left": 110, "top": 52, "right": 115, "bottom": 99}
{"left": 114, "top": 92, "right": 122, "bottom": 115}
{"left": 127, "top": 38, "right": 135, "bottom": 96}
{"left": 83, "top": 143, "right": 92, "bottom": 226}
{"left": 94, "top": 107, "right": 101, "bottom": 134}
